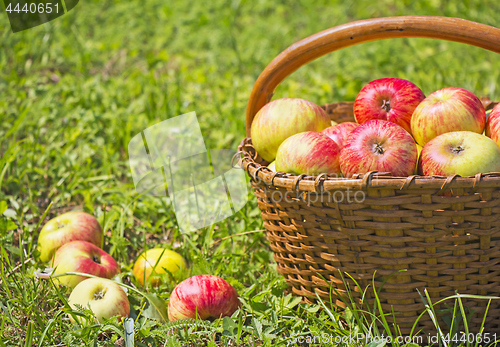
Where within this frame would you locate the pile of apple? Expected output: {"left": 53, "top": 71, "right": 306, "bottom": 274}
{"left": 252, "top": 78, "right": 500, "bottom": 178}
{"left": 37, "top": 211, "right": 240, "bottom": 324}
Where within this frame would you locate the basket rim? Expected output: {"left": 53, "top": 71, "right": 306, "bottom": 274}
{"left": 237, "top": 137, "right": 500, "bottom": 193}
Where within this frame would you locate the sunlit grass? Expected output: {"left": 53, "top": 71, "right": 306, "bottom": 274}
{"left": 1, "top": 0, "right": 500, "bottom": 345}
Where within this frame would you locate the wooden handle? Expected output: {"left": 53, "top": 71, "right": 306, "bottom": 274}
{"left": 246, "top": 16, "right": 500, "bottom": 136}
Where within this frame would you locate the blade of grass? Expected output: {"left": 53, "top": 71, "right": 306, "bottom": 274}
{"left": 24, "top": 321, "right": 33, "bottom": 347}
{"left": 417, "top": 288, "right": 448, "bottom": 347}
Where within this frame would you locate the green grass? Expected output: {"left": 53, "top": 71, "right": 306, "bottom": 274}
{"left": 1, "top": 0, "right": 500, "bottom": 345}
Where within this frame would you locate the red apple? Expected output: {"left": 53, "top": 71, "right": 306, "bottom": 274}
{"left": 418, "top": 131, "right": 500, "bottom": 177}
{"left": 37, "top": 211, "right": 102, "bottom": 263}
{"left": 68, "top": 278, "right": 130, "bottom": 324}
{"left": 411, "top": 87, "right": 486, "bottom": 146}
{"left": 354, "top": 78, "right": 425, "bottom": 134}
{"left": 321, "top": 122, "right": 358, "bottom": 149}
{"left": 340, "top": 119, "right": 418, "bottom": 177}
{"left": 275, "top": 132, "right": 341, "bottom": 176}
{"left": 168, "top": 275, "right": 240, "bottom": 321}
{"left": 250, "top": 98, "right": 331, "bottom": 162}
{"left": 485, "top": 104, "right": 500, "bottom": 147}
{"left": 51, "top": 241, "right": 120, "bottom": 288}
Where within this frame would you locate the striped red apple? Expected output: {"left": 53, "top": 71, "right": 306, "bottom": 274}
{"left": 354, "top": 78, "right": 425, "bottom": 134}
{"left": 250, "top": 98, "right": 331, "bottom": 162}
{"left": 485, "top": 104, "right": 500, "bottom": 147}
{"left": 411, "top": 87, "right": 486, "bottom": 146}
{"left": 275, "top": 132, "right": 341, "bottom": 176}
{"left": 321, "top": 122, "right": 358, "bottom": 149}
{"left": 340, "top": 119, "right": 418, "bottom": 177}
{"left": 168, "top": 275, "right": 240, "bottom": 321}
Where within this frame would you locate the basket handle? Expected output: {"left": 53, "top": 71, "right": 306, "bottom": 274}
{"left": 246, "top": 16, "right": 500, "bottom": 136}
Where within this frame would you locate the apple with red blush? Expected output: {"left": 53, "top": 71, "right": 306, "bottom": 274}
{"left": 411, "top": 87, "right": 486, "bottom": 146}
{"left": 340, "top": 119, "right": 418, "bottom": 177}
{"left": 321, "top": 122, "right": 358, "bottom": 149}
{"left": 275, "top": 132, "right": 341, "bottom": 176}
{"left": 418, "top": 131, "right": 500, "bottom": 177}
{"left": 51, "top": 240, "right": 120, "bottom": 288}
{"left": 485, "top": 104, "right": 500, "bottom": 147}
{"left": 354, "top": 78, "right": 425, "bottom": 134}
{"left": 168, "top": 275, "right": 240, "bottom": 321}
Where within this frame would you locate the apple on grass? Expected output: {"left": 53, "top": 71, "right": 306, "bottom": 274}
{"left": 250, "top": 98, "right": 331, "bottom": 162}
{"left": 68, "top": 277, "right": 130, "bottom": 324}
{"left": 132, "top": 248, "right": 187, "bottom": 286}
{"left": 37, "top": 211, "right": 102, "bottom": 263}
{"left": 340, "top": 119, "right": 418, "bottom": 177}
{"left": 321, "top": 122, "right": 358, "bottom": 149}
{"left": 354, "top": 78, "right": 425, "bottom": 134}
{"left": 418, "top": 131, "right": 500, "bottom": 177}
{"left": 168, "top": 275, "right": 240, "bottom": 321}
{"left": 411, "top": 87, "right": 486, "bottom": 146}
{"left": 485, "top": 104, "right": 500, "bottom": 147}
{"left": 275, "top": 132, "right": 341, "bottom": 176}
{"left": 51, "top": 240, "right": 120, "bottom": 288}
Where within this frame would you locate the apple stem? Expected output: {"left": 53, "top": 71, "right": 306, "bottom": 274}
{"left": 451, "top": 145, "right": 465, "bottom": 154}
{"left": 373, "top": 144, "right": 385, "bottom": 155}
{"left": 93, "top": 289, "right": 106, "bottom": 300}
{"left": 92, "top": 255, "right": 101, "bottom": 264}
{"left": 381, "top": 99, "right": 391, "bottom": 112}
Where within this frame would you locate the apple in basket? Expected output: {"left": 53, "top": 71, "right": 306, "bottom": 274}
{"left": 485, "top": 103, "right": 500, "bottom": 147}
{"left": 68, "top": 278, "right": 130, "bottom": 324}
{"left": 267, "top": 161, "right": 276, "bottom": 171}
{"left": 414, "top": 144, "right": 423, "bottom": 175}
{"left": 340, "top": 119, "right": 418, "bottom": 177}
{"left": 354, "top": 78, "right": 425, "bottom": 134}
{"left": 168, "top": 275, "right": 240, "bottom": 321}
{"left": 37, "top": 211, "right": 103, "bottom": 263}
{"left": 418, "top": 131, "right": 500, "bottom": 177}
{"left": 411, "top": 87, "right": 486, "bottom": 146}
{"left": 321, "top": 122, "right": 358, "bottom": 149}
{"left": 250, "top": 98, "right": 331, "bottom": 162}
{"left": 275, "top": 132, "right": 341, "bottom": 176}
{"left": 51, "top": 240, "right": 120, "bottom": 288}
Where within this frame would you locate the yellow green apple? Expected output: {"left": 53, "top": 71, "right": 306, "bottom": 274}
{"left": 250, "top": 98, "right": 331, "bottom": 162}
{"left": 418, "top": 131, "right": 500, "bottom": 176}
{"left": 132, "top": 248, "right": 186, "bottom": 286}
{"left": 68, "top": 278, "right": 130, "bottom": 324}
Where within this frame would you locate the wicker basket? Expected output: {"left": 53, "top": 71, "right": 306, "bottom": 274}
{"left": 239, "top": 16, "right": 500, "bottom": 334}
